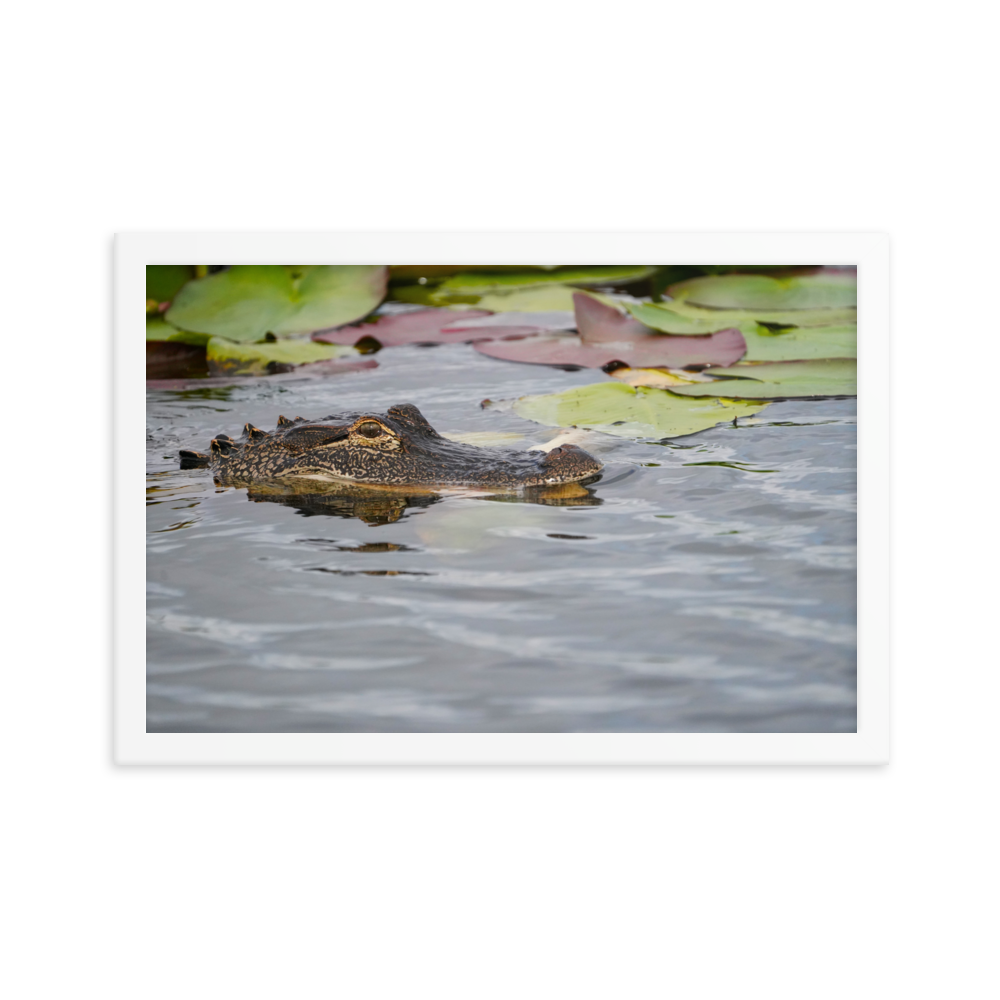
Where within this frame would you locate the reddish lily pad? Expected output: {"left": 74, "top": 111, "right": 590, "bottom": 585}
{"left": 474, "top": 329, "right": 745, "bottom": 369}
{"left": 474, "top": 331, "right": 617, "bottom": 368}
{"left": 313, "top": 308, "right": 491, "bottom": 347}
{"left": 474, "top": 292, "right": 746, "bottom": 369}
{"left": 574, "top": 292, "right": 656, "bottom": 344}
{"left": 444, "top": 309, "right": 576, "bottom": 333}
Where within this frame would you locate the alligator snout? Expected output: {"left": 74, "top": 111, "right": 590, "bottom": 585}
{"left": 534, "top": 442, "right": 603, "bottom": 484}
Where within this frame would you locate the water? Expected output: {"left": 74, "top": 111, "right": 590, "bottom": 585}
{"left": 146, "top": 343, "right": 856, "bottom": 732}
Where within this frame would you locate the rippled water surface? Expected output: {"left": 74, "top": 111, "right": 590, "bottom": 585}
{"left": 147, "top": 343, "right": 856, "bottom": 732}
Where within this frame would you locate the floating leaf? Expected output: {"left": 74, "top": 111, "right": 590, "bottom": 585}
{"left": 741, "top": 323, "right": 856, "bottom": 362}
{"left": 146, "top": 265, "right": 195, "bottom": 304}
{"left": 205, "top": 336, "right": 358, "bottom": 376}
{"left": 622, "top": 300, "right": 739, "bottom": 334}
{"left": 661, "top": 299, "right": 858, "bottom": 327}
{"left": 668, "top": 271, "right": 856, "bottom": 310}
{"left": 443, "top": 311, "right": 575, "bottom": 333}
{"left": 475, "top": 331, "right": 610, "bottom": 368}
{"left": 166, "top": 265, "right": 388, "bottom": 342}
{"left": 313, "top": 308, "right": 492, "bottom": 347}
{"left": 451, "top": 285, "right": 582, "bottom": 312}
{"left": 574, "top": 291, "right": 656, "bottom": 343}
{"left": 496, "top": 382, "right": 768, "bottom": 440}
{"left": 145, "top": 316, "right": 212, "bottom": 346}
{"left": 434, "top": 266, "right": 656, "bottom": 297}
{"left": 476, "top": 292, "right": 745, "bottom": 369}
{"left": 668, "top": 359, "right": 857, "bottom": 399}
{"left": 475, "top": 327, "right": 746, "bottom": 370}
{"left": 146, "top": 317, "right": 177, "bottom": 341}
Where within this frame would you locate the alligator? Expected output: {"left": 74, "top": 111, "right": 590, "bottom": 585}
{"left": 179, "top": 403, "right": 603, "bottom": 490}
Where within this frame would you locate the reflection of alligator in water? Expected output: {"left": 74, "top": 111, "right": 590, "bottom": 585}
{"left": 244, "top": 478, "right": 601, "bottom": 525}
{"left": 180, "top": 402, "right": 603, "bottom": 488}
{"left": 246, "top": 480, "right": 443, "bottom": 525}
{"left": 481, "top": 480, "right": 603, "bottom": 509}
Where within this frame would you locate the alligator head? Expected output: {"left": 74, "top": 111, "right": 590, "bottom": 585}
{"left": 179, "top": 403, "right": 604, "bottom": 490}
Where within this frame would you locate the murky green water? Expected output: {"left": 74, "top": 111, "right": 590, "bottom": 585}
{"left": 147, "top": 343, "right": 856, "bottom": 732}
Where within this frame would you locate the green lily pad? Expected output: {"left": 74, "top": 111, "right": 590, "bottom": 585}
{"left": 622, "top": 300, "right": 739, "bottom": 334}
{"left": 668, "top": 359, "right": 856, "bottom": 399}
{"left": 145, "top": 316, "right": 213, "bottom": 346}
{"left": 668, "top": 272, "right": 856, "bottom": 310}
{"left": 495, "top": 382, "right": 768, "bottom": 440}
{"left": 433, "top": 266, "right": 657, "bottom": 297}
{"left": 146, "top": 317, "right": 177, "bottom": 341}
{"left": 662, "top": 300, "right": 858, "bottom": 327}
{"left": 469, "top": 285, "right": 582, "bottom": 312}
{"left": 627, "top": 298, "right": 856, "bottom": 358}
{"left": 741, "top": 323, "right": 856, "bottom": 362}
{"left": 205, "top": 336, "right": 358, "bottom": 376}
{"left": 166, "top": 265, "right": 388, "bottom": 342}
{"left": 146, "top": 265, "right": 195, "bottom": 304}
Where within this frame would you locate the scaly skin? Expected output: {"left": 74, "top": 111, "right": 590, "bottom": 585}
{"left": 179, "top": 403, "right": 603, "bottom": 489}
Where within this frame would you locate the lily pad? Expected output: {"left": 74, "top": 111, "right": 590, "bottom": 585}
{"left": 145, "top": 316, "right": 212, "bottom": 346}
{"left": 475, "top": 327, "right": 746, "bottom": 369}
{"left": 166, "top": 265, "right": 388, "bottom": 342}
{"left": 574, "top": 291, "right": 657, "bottom": 344}
{"left": 623, "top": 300, "right": 739, "bottom": 335}
{"left": 661, "top": 300, "right": 858, "bottom": 327}
{"left": 668, "top": 271, "right": 856, "bottom": 310}
{"left": 434, "top": 266, "right": 656, "bottom": 297}
{"left": 475, "top": 292, "right": 745, "bottom": 369}
{"left": 668, "top": 359, "right": 857, "bottom": 399}
{"left": 575, "top": 293, "right": 741, "bottom": 362}
{"left": 146, "top": 317, "right": 177, "bottom": 341}
{"left": 741, "top": 323, "right": 856, "bottom": 362}
{"left": 313, "top": 308, "right": 492, "bottom": 347}
{"left": 474, "top": 331, "right": 612, "bottom": 368}
{"left": 443, "top": 311, "right": 574, "bottom": 332}
{"left": 446, "top": 285, "right": 582, "bottom": 312}
{"left": 206, "top": 336, "right": 359, "bottom": 376}
{"left": 494, "top": 382, "right": 768, "bottom": 440}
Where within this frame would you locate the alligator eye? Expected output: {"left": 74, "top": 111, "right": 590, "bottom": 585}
{"left": 356, "top": 421, "right": 384, "bottom": 439}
